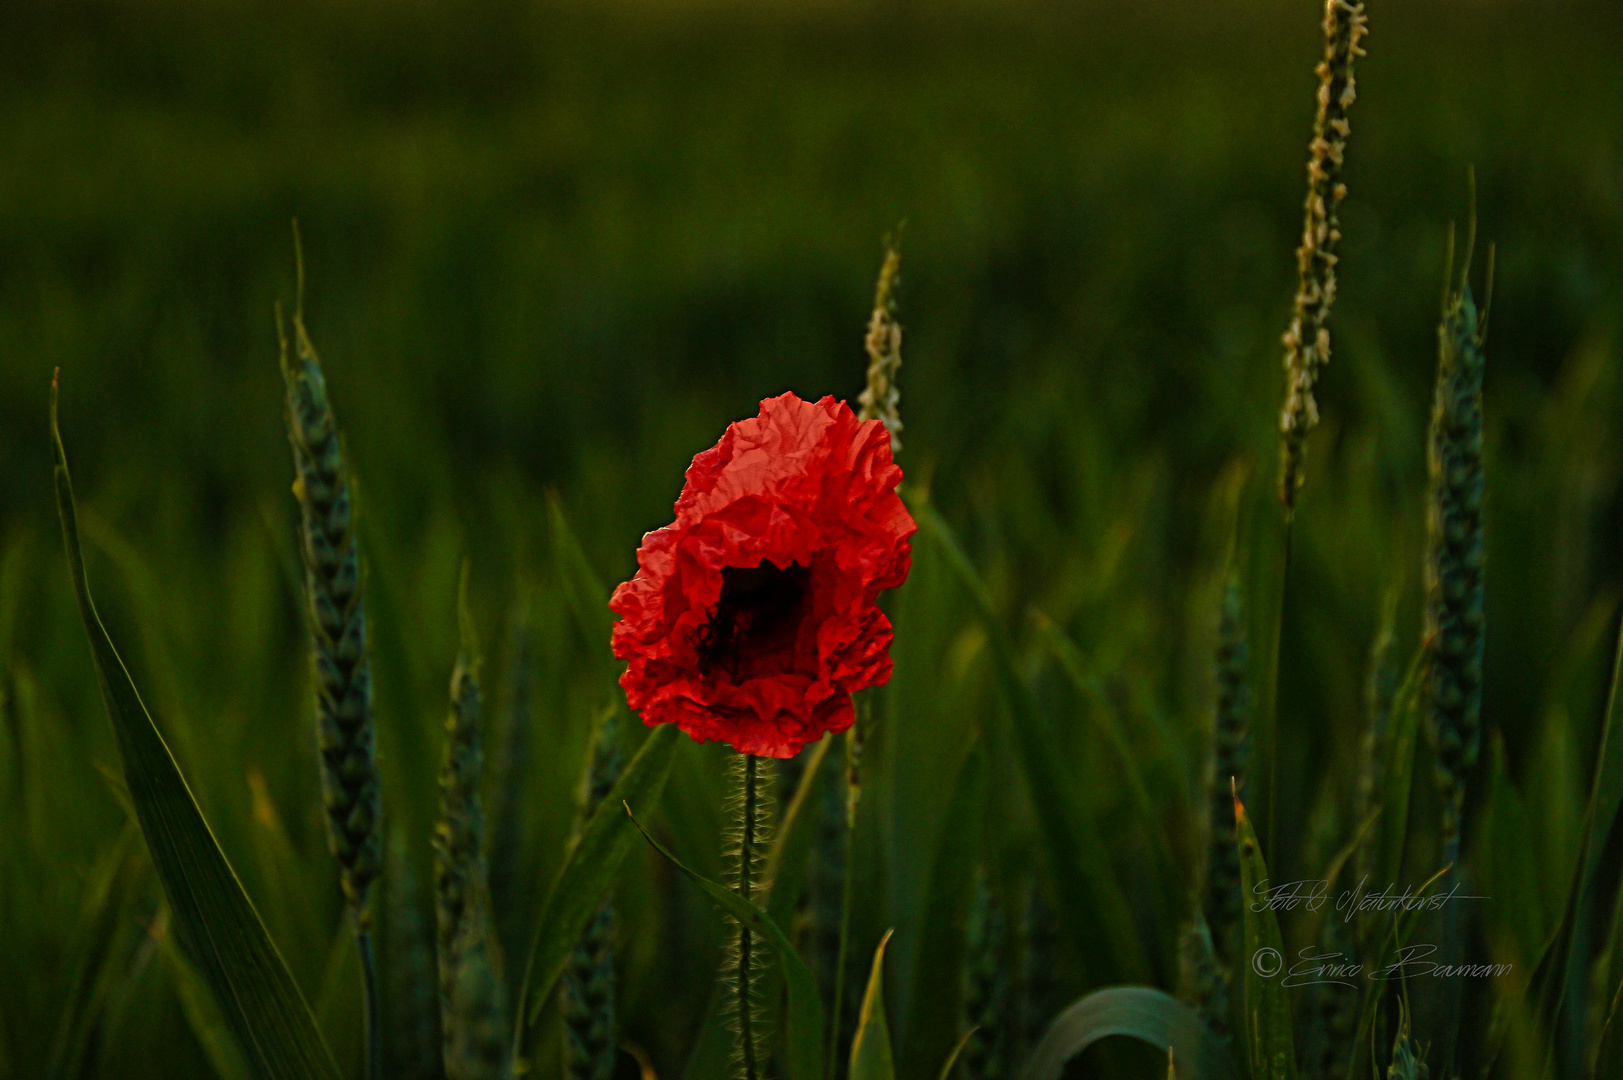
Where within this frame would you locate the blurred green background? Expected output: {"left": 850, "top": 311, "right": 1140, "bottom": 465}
{"left": 1, "top": 0, "right": 1620, "bottom": 1077}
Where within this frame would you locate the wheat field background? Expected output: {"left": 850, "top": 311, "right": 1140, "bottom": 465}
{"left": 0, "top": 1, "right": 1620, "bottom": 1079}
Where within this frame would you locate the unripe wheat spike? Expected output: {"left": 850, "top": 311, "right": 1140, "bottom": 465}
{"left": 562, "top": 709, "right": 623, "bottom": 1080}
{"left": 278, "top": 281, "right": 382, "bottom": 921}
{"left": 959, "top": 868, "right": 1009, "bottom": 1080}
{"left": 1203, "top": 577, "right": 1250, "bottom": 967}
{"left": 1426, "top": 235, "right": 1491, "bottom": 862}
{"left": 1176, "top": 914, "right": 1230, "bottom": 1044}
{"left": 434, "top": 570, "right": 508, "bottom": 1080}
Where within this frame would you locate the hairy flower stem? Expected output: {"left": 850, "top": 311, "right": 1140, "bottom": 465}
{"left": 730, "top": 752, "right": 770, "bottom": 1080}
{"left": 278, "top": 235, "right": 383, "bottom": 1080}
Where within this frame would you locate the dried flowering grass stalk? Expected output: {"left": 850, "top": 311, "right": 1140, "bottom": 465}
{"left": 1278, "top": 0, "right": 1370, "bottom": 516}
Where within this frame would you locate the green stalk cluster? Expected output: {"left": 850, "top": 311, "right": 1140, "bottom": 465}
{"left": 1203, "top": 578, "right": 1251, "bottom": 966}
{"left": 959, "top": 870, "right": 1009, "bottom": 1080}
{"left": 278, "top": 302, "right": 381, "bottom": 922}
{"left": 562, "top": 711, "right": 623, "bottom": 1080}
{"left": 1425, "top": 268, "right": 1489, "bottom": 862}
{"left": 434, "top": 607, "right": 507, "bottom": 1080}
{"left": 727, "top": 753, "right": 773, "bottom": 1080}
{"left": 1278, "top": 0, "right": 1370, "bottom": 514}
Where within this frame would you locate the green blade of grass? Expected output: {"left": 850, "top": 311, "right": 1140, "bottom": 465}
{"left": 850, "top": 929, "right": 897, "bottom": 1080}
{"left": 546, "top": 490, "right": 615, "bottom": 662}
{"left": 513, "top": 722, "right": 679, "bottom": 1060}
{"left": 627, "top": 801, "right": 826, "bottom": 1080}
{"left": 1527, "top": 602, "right": 1623, "bottom": 1071}
{"left": 912, "top": 497, "right": 1148, "bottom": 983}
{"left": 1376, "top": 643, "right": 1427, "bottom": 899}
{"left": 51, "top": 376, "right": 343, "bottom": 1080}
{"left": 765, "top": 734, "right": 835, "bottom": 931}
{"left": 1032, "top": 612, "right": 1176, "bottom": 872}
{"left": 1234, "top": 790, "right": 1297, "bottom": 1080}
{"left": 1020, "top": 986, "right": 1234, "bottom": 1080}
{"left": 1344, "top": 862, "right": 1452, "bottom": 1080}
{"left": 900, "top": 741, "right": 984, "bottom": 1080}
{"left": 46, "top": 824, "right": 143, "bottom": 1079}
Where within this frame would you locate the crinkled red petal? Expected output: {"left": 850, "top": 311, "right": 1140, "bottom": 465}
{"left": 608, "top": 392, "right": 915, "bottom": 757}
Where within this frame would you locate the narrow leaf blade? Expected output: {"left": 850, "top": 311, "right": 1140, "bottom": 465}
{"left": 914, "top": 498, "right": 1148, "bottom": 983}
{"left": 627, "top": 803, "right": 827, "bottom": 1080}
{"left": 514, "top": 722, "right": 679, "bottom": 1056}
{"left": 51, "top": 379, "right": 343, "bottom": 1080}
{"left": 1235, "top": 792, "right": 1297, "bottom": 1080}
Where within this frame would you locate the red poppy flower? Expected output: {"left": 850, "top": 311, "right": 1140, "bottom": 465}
{"left": 609, "top": 392, "right": 916, "bottom": 758}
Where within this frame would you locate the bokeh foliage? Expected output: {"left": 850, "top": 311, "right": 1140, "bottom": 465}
{"left": 0, "top": 1, "right": 1620, "bottom": 1078}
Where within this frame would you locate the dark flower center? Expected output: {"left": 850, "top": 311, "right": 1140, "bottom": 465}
{"left": 697, "top": 559, "right": 812, "bottom": 677}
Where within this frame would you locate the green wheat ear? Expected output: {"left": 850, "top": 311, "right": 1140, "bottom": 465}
{"left": 1278, "top": 0, "right": 1370, "bottom": 515}
{"left": 1297, "top": 914, "right": 1357, "bottom": 1080}
{"left": 1386, "top": 999, "right": 1431, "bottom": 1080}
{"left": 1016, "top": 879, "right": 1058, "bottom": 1065}
{"left": 1176, "top": 912, "right": 1230, "bottom": 1044}
{"left": 959, "top": 867, "right": 1010, "bottom": 1080}
{"left": 382, "top": 832, "right": 442, "bottom": 1080}
{"left": 434, "top": 566, "right": 508, "bottom": 1080}
{"left": 1202, "top": 577, "right": 1251, "bottom": 968}
{"left": 1426, "top": 228, "right": 1492, "bottom": 863}
{"left": 562, "top": 709, "right": 623, "bottom": 1080}
{"left": 278, "top": 249, "right": 382, "bottom": 922}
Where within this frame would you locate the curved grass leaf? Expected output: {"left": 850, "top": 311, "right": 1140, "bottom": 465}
{"left": 626, "top": 802, "right": 826, "bottom": 1080}
{"left": 51, "top": 377, "right": 343, "bottom": 1080}
{"left": 513, "top": 721, "right": 679, "bottom": 1058}
{"left": 1020, "top": 986, "right": 1233, "bottom": 1080}
{"left": 912, "top": 497, "right": 1148, "bottom": 983}
{"left": 850, "top": 929, "right": 896, "bottom": 1080}
{"left": 1234, "top": 791, "right": 1296, "bottom": 1080}
{"left": 935, "top": 1028, "right": 977, "bottom": 1080}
